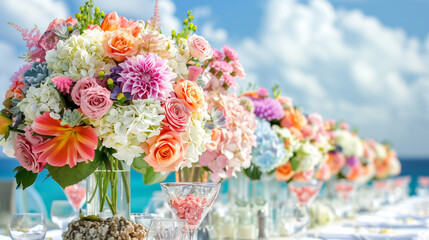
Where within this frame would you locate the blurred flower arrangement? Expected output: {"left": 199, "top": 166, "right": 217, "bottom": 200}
{"left": 198, "top": 46, "right": 258, "bottom": 182}
{"left": 0, "top": 0, "right": 222, "bottom": 216}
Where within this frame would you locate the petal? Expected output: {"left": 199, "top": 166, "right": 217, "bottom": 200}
{"left": 32, "top": 111, "right": 68, "bottom": 136}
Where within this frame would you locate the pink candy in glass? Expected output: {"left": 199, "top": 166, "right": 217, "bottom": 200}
{"left": 170, "top": 194, "right": 207, "bottom": 226}
{"left": 289, "top": 185, "right": 320, "bottom": 204}
{"left": 64, "top": 184, "right": 86, "bottom": 210}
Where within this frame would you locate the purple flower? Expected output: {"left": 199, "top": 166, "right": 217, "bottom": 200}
{"left": 117, "top": 54, "right": 177, "bottom": 101}
{"left": 346, "top": 156, "right": 359, "bottom": 167}
{"left": 251, "top": 97, "right": 285, "bottom": 121}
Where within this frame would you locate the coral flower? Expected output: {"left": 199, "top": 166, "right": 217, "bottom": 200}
{"left": 281, "top": 107, "right": 307, "bottom": 130}
{"left": 275, "top": 162, "right": 295, "bottom": 181}
{"left": 32, "top": 112, "right": 98, "bottom": 168}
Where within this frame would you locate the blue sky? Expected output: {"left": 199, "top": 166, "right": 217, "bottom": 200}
{"left": 0, "top": 0, "right": 428, "bottom": 158}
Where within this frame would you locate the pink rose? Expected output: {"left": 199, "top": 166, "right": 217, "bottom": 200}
{"left": 188, "top": 35, "right": 213, "bottom": 61}
{"left": 308, "top": 113, "right": 323, "bottom": 126}
{"left": 301, "top": 125, "right": 315, "bottom": 139}
{"left": 316, "top": 163, "right": 331, "bottom": 182}
{"left": 188, "top": 66, "right": 203, "bottom": 82}
{"left": 14, "top": 135, "right": 45, "bottom": 173}
{"left": 340, "top": 122, "right": 350, "bottom": 130}
{"left": 24, "top": 126, "right": 49, "bottom": 146}
{"left": 222, "top": 46, "right": 239, "bottom": 61}
{"left": 38, "top": 30, "right": 59, "bottom": 52}
{"left": 163, "top": 98, "right": 191, "bottom": 132}
{"left": 80, "top": 86, "right": 113, "bottom": 119}
{"left": 71, "top": 77, "right": 98, "bottom": 105}
{"left": 231, "top": 60, "right": 245, "bottom": 79}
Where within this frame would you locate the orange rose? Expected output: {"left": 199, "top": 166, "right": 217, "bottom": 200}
{"left": 293, "top": 170, "right": 315, "bottom": 181}
{"left": 174, "top": 80, "right": 206, "bottom": 112}
{"left": 100, "top": 12, "right": 121, "bottom": 32}
{"left": 103, "top": 28, "right": 139, "bottom": 62}
{"left": 141, "top": 131, "right": 185, "bottom": 172}
{"left": 100, "top": 12, "right": 141, "bottom": 37}
{"left": 326, "top": 152, "right": 346, "bottom": 174}
{"left": 5, "top": 81, "right": 26, "bottom": 99}
{"left": 281, "top": 107, "right": 307, "bottom": 130}
{"left": 275, "top": 162, "right": 295, "bottom": 181}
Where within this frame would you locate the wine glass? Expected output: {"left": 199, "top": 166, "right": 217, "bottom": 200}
{"left": 161, "top": 182, "right": 221, "bottom": 240}
{"left": 134, "top": 213, "right": 159, "bottom": 240}
{"left": 50, "top": 200, "right": 76, "bottom": 232}
{"left": 277, "top": 202, "right": 310, "bottom": 237}
{"left": 64, "top": 181, "right": 86, "bottom": 213}
{"left": 149, "top": 218, "right": 190, "bottom": 240}
{"left": 9, "top": 213, "right": 47, "bottom": 240}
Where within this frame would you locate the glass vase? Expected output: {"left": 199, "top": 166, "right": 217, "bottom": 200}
{"left": 175, "top": 164, "right": 209, "bottom": 182}
{"left": 86, "top": 161, "right": 131, "bottom": 219}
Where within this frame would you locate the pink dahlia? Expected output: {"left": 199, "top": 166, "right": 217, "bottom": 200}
{"left": 117, "top": 53, "right": 177, "bottom": 101}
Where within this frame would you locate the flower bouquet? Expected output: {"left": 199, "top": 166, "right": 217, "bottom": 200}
{"left": 0, "top": 0, "right": 218, "bottom": 218}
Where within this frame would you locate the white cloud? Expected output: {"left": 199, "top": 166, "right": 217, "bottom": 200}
{"left": 0, "top": 41, "right": 25, "bottom": 99}
{"left": 237, "top": 0, "right": 429, "bottom": 157}
{"left": 202, "top": 23, "right": 228, "bottom": 46}
{"left": 0, "top": 0, "right": 68, "bottom": 30}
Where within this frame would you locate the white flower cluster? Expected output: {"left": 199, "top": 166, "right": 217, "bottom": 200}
{"left": 0, "top": 131, "right": 18, "bottom": 158}
{"left": 46, "top": 29, "right": 115, "bottom": 80}
{"left": 334, "top": 129, "right": 364, "bottom": 158}
{"left": 295, "top": 141, "right": 323, "bottom": 172}
{"left": 90, "top": 99, "right": 165, "bottom": 165}
{"left": 180, "top": 112, "right": 211, "bottom": 168}
{"left": 272, "top": 125, "right": 300, "bottom": 163}
{"left": 169, "top": 39, "right": 190, "bottom": 79}
{"left": 18, "top": 82, "right": 64, "bottom": 124}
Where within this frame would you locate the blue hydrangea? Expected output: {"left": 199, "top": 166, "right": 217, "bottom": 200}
{"left": 24, "top": 62, "right": 51, "bottom": 89}
{"left": 251, "top": 118, "right": 287, "bottom": 172}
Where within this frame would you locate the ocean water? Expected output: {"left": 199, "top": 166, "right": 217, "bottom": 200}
{"left": 1, "top": 157, "right": 428, "bottom": 214}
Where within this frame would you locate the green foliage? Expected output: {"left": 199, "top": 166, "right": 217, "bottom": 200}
{"left": 75, "top": 0, "right": 105, "bottom": 33}
{"left": 46, "top": 149, "right": 104, "bottom": 189}
{"left": 290, "top": 156, "right": 301, "bottom": 172}
{"left": 80, "top": 211, "right": 100, "bottom": 221}
{"left": 272, "top": 84, "right": 282, "bottom": 99}
{"left": 243, "top": 163, "right": 263, "bottom": 180}
{"left": 171, "top": 10, "right": 197, "bottom": 42}
{"left": 131, "top": 155, "right": 168, "bottom": 185}
{"left": 13, "top": 167, "right": 38, "bottom": 190}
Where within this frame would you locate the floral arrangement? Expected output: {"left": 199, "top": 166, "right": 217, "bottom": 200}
{"left": 367, "top": 140, "right": 401, "bottom": 180}
{"left": 199, "top": 46, "right": 257, "bottom": 182}
{"left": 0, "top": 0, "right": 219, "bottom": 205}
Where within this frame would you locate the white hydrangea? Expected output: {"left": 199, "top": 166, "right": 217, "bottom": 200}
{"left": 180, "top": 112, "right": 211, "bottom": 168}
{"left": 46, "top": 29, "right": 115, "bottom": 80}
{"left": 334, "top": 129, "right": 364, "bottom": 158}
{"left": 0, "top": 131, "right": 18, "bottom": 158}
{"left": 375, "top": 142, "right": 387, "bottom": 159}
{"left": 18, "top": 82, "right": 64, "bottom": 124}
{"left": 90, "top": 99, "right": 165, "bottom": 165}
{"left": 169, "top": 39, "right": 189, "bottom": 79}
{"left": 295, "top": 141, "right": 323, "bottom": 172}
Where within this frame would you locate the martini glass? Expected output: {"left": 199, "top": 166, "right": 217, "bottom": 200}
{"left": 333, "top": 180, "right": 357, "bottom": 217}
{"left": 161, "top": 182, "right": 221, "bottom": 240}
{"left": 64, "top": 181, "right": 86, "bottom": 213}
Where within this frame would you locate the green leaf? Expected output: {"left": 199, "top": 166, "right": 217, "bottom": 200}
{"left": 46, "top": 150, "right": 104, "bottom": 189}
{"left": 243, "top": 163, "right": 263, "bottom": 180}
{"left": 13, "top": 167, "right": 38, "bottom": 190}
{"left": 143, "top": 166, "right": 169, "bottom": 185}
{"left": 291, "top": 157, "right": 300, "bottom": 172}
{"left": 131, "top": 154, "right": 168, "bottom": 184}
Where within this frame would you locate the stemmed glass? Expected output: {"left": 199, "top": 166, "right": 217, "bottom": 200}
{"left": 9, "top": 213, "right": 47, "bottom": 240}
{"left": 50, "top": 200, "right": 76, "bottom": 232}
{"left": 161, "top": 182, "right": 221, "bottom": 240}
{"left": 278, "top": 202, "right": 310, "bottom": 236}
{"left": 333, "top": 180, "right": 357, "bottom": 217}
{"left": 64, "top": 181, "right": 86, "bottom": 213}
{"left": 149, "top": 218, "right": 190, "bottom": 240}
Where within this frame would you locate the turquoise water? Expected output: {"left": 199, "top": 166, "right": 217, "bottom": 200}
{"left": 1, "top": 156, "right": 428, "bottom": 213}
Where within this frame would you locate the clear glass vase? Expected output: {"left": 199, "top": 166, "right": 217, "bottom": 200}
{"left": 86, "top": 162, "right": 131, "bottom": 219}
{"left": 175, "top": 164, "right": 209, "bottom": 182}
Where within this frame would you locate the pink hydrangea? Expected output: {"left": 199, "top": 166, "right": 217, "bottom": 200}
{"left": 117, "top": 54, "right": 176, "bottom": 101}
{"left": 200, "top": 92, "right": 257, "bottom": 182}
{"left": 51, "top": 76, "right": 73, "bottom": 94}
